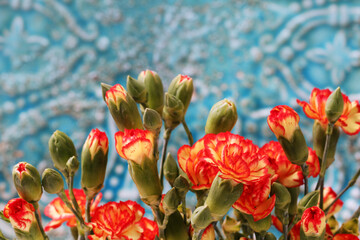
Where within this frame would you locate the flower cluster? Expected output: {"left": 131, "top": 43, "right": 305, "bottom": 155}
{"left": 2, "top": 72, "right": 359, "bottom": 240}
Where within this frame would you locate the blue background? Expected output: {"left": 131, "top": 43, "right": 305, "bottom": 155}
{"left": 0, "top": 0, "right": 360, "bottom": 238}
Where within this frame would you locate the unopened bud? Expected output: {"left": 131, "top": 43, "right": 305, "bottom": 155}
{"left": 143, "top": 108, "right": 163, "bottom": 133}
{"left": 105, "top": 84, "right": 143, "bottom": 131}
{"left": 173, "top": 175, "right": 190, "bottom": 198}
{"left": 66, "top": 156, "right": 79, "bottom": 176}
{"left": 313, "top": 121, "right": 340, "bottom": 168}
{"left": 164, "top": 153, "right": 179, "bottom": 186}
{"left": 271, "top": 182, "right": 291, "bottom": 210}
{"left": 137, "top": 70, "right": 164, "bottom": 115}
{"left": 168, "top": 74, "right": 194, "bottom": 114}
{"left": 48, "top": 130, "right": 77, "bottom": 173}
{"left": 42, "top": 168, "right": 64, "bottom": 194}
{"left": 163, "top": 93, "right": 184, "bottom": 130}
{"left": 13, "top": 162, "right": 43, "bottom": 203}
{"left": 205, "top": 99, "right": 238, "bottom": 134}
{"left": 325, "top": 87, "right": 344, "bottom": 124}
{"left": 127, "top": 75, "right": 147, "bottom": 103}
{"left": 162, "top": 188, "right": 181, "bottom": 216}
{"left": 81, "top": 129, "right": 109, "bottom": 199}
{"left": 101, "top": 82, "right": 112, "bottom": 102}
{"left": 300, "top": 206, "right": 326, "bottom": 239}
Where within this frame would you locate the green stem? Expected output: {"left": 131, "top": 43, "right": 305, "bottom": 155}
{"left": 213, "top": 222, "right": 225, "bottom": 240}
{"left": 325, "top": 168, "right": 360, "bottom": 214}
{"left": 67, "top": 175, "right": 82, "bottom": 215}
{"left": 301, "top": 164, "right": 309, "bottom": 195}
{"left": 319, "top": 123, "right": 334, "bottom": 210}
{"left": 151, "top": 205, "right": 165, "bottom": 239}
{"left": 32, "top": 203, "right": 49, "bottom": 240}
{"left": 57, "top": 190, "right": 90, "bottom": 237}
{"left": 159, "top": 129, "right": 172, "bottom": 188}
{"left": 351, "top": 205, "right": 360, "bottom": 219}
{"left": 85, "top": 198, "right": 92, "bottom": 223}
{"left": 283, "top": 211, "right": 289, "bottom": 240}
{"left": 182, "top": 119, "right": 193, "bottom": 146}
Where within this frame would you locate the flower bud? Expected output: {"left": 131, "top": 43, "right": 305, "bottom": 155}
{"left": 101, "top": 82, "right": 112, "bottom": 102}
{"left": 339, "top": 218, "right": 359, "bottom": 236}
{"left": 173, "top": 175, "right": 190, "bottom": 198}
{"left": 165, "top": 210, "right": 190, "bottom": 240}
{"left": 137, "top": 70, "right": 164, "bottom": 115}
{"left": 191, "top": 205, "right": 213, "bottom": 231}
{"left": 81, "top": 129, "right": 109, "bottom": 199}
{"left": 126, "top": 75, "right": 147, "bottom": 104}
{"left": 325, "top": 87, "right": 344, "bottom": 124}
{"left": 268, "top": 105, "right": 308, "bottom": 165}
{"left": 205, "top": 99, "right": 238, "bottom": 134}
{"left": 163, "top": 93, "right": 184, "bottom": 130}
{"left": 205, "top": 174, "right": 243, "bottom": 221}
{"left": 13, "top": 162, "right": 42, "bottom": 203}
{"left": 271, "top": 182, "right": 291, "bottom": 211}
{"left": 298, "top": 190, "right": 320, "bottom": 217}
{"left": 66, "top": 156, "right": 79, "bottom": 176}
{"left": 3, "top": 198, "right": 44, "bottom": 240}
{"left": 162, "top": 188, "right": 182, "bottom": 216}
{"left": 143, "top": 108, "right": 163, "bottom": 134}
{"left": 48, "top": 130, "right": 77, "bottom": 173}
{"left": 164, "top": 153, "right": 179, "bottom": 186}
{"left": 168, "top": 74, "right": 194, "bottom": 114}
{"left": 300, "top": 206, "right": 326, "bottom": 239}
{"left": 313, "top": 121, "right": 340, "bottom": 168}
{"left": 105, "top": 84, "right": 143, "bottom": 131}
{"left": 42, "top": 168, "right": 64, "bottom": 194}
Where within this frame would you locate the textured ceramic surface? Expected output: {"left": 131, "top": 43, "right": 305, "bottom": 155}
{"left": 0, "top": 0, "right": 360, "bottom": 238}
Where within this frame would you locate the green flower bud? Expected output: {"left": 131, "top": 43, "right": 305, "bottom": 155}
{"left": 105, "top": 84, "right": 144, "bottom": 131}
{"left": 137, "top": 70, "right": 164, "bottom": 115}
{"left": 191, "top": 205, "right": 213, "bottom": 231}
{"left": 278, "top": 128, "right": 309, "bottom": 165}
{"left": 101, "top": 82, "right": 112, "bottom": 102}
{"left": 205, "top": 174, "right": 243, "bottom": 221}
{"left": 66, "top": 156, "right": 79, "bottom": 176}
{"left": 205, "top": 99, "right": 238, "bottom": 134}
{"left": 127, "top": 75, "right": 147, "bottom": 104}
{"left": 165, "top": 210, "right": 190, "bottom": 240}
{"left": 313, "top": 121, "right": 340, "bottom": 168}
{"left": 81, "top": 129, "right": 109, "bottom": 199}
{"left": 164, "top": 153, "right": 179, "bottom": 186}
{"left": 42, "top": 168, "right": 64, "bottom": 194}
{"left": 168, "top": 74, "right": 194, "bottom": 114}
{"left": 143, "top": 108, "right": 163, "bottom": 133}
{"left": 163, "top": 93, "right": 184, "bottom": 130}
{"left": 48, "top": 130, "right": 77, "bottom": 173}
{"left": 271, "top": 182, "right": 291, "bottom": 210}
{"left": 339, "top": 218, "right": 359, "bottom": 236}
{"left": 242, "top": 213, "right": 272, "bottom": 234}
{"left": 173, "top": 175, "right": 190, "bottom": 198}
{"left": 298, "top": 190, "right": 320, "bottom": 217}
{"left": 163, "top": 188, "right": 182, "bottom": 216}
{"left": 13, "top": 162, "right": 42, "bottom": 203}
{"left": 325, "top": 87, "right": 344, "bottom": 124}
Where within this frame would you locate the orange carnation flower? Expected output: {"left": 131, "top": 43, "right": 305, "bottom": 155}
{"left": 44, "top": 189, "right": 102, "bottom": 231}
{"left": 322, "top": 187, "right": 343, "bottom": 217}
{"left": 267, "top": 105, "right": 300, "bottom": 140}
{"left": 4, "top": 198, "right": 36, "bottom": 232}
{"left": 88, "top": 200, "right": 158, "bottom": 240}
{"left": 204, "top": 132, "right": 270, "bottom": 185}
{"left": 297, "top": 88, "right": 360, "bottom": 135}
{"left": 233, "top": 176, "right": 276, "bottom": 221}
{"left": 177, "top": 136, "right": 219, "bottom": 190}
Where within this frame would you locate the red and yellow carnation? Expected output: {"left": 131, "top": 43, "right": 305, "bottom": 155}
{"left": 233, "top": 176, "right": 276, "bottom": 221}
{"left": 322, "top": 187, "right": 343, "bottom": 217}
{"left": 44, "top": 189, "right": 102, "bottom": 231}
{"left": 115, "top": 129, "right": 155, "bottom": 165}
{"left": 204, "top": 132, "right": 270, "bottom": 185}
{"left": 297, "top": 88, "right": 360, "bottom": 135}
{"left": 85, "top": 128, "right": 109, "bottom": 159}
{"left": 3, "top": 198, "right": 36, "bottom": 232}
{"left": 301, "top": 206, "right": 326, "bottom": 237}
{"left": 88, "top": 200, "right": 158, "bottom": 240}
{"left": 177, "top": 136, "right": 219, "bottom": 190}
{"left": 260, "top": 141, "right": 320, "bottom": 188}
{"left": 105, "top": 84, "right": 127, "bottom": 106}
{"left": 267, "top": 105, "right": 300, "bottom": 140}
